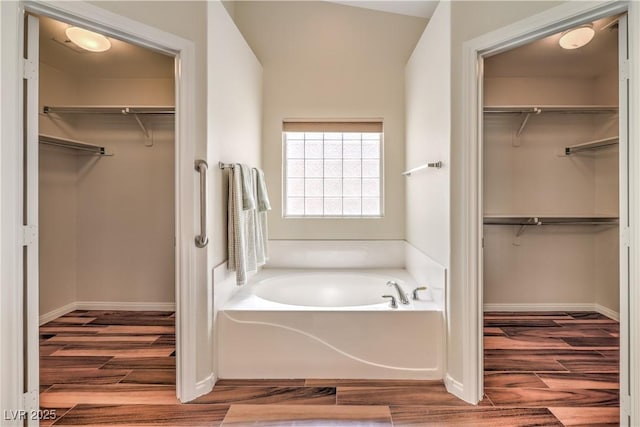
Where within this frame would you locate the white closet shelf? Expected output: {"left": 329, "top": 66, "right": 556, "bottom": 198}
{"left": 565, "top": 136, "right": 619, "bottom": 155}
{"left": 483, "top": 215, "right": 618, "bottom": 237}
{"left": 43, "top": 105, "right": 175, "bottom": 115}
{"left": 43, "top": 105, "right": 174, "bottom": 140}
{"left": 484, "top": 105, "right": 618, "bottom": 114}
{"left": 39, "top": 134, "right": 111, "bottom": 156}
{"left": 483, "top": 215, "right": 619, "bottom": 225}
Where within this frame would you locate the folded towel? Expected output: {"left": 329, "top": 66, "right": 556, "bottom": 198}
{"left": 255, "top": 168, "right": 272, "bottom": 212}
{"left": 227, "top": 166, "right": 248, "bottom": 284}
{"left": 239, "top": 164, "right": 255, "bottom": 211}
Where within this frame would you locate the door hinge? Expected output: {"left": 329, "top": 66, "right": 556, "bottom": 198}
{"left": 621, "top": 394, "right": 631, "bottom": 417}
{"left": 22, "top": 58, "right": 37, "bottom": 80}
{"left": 621, "top": 59, "right": 630, "bottom": 81}
{"left": 21, "top": 225, "right": 38, "bottom": 246}
{"left": 22, "top": 390, "right": 38, "bottom": 412}
{"left": 621, "top": 226, "right": 630, "bottom": 247}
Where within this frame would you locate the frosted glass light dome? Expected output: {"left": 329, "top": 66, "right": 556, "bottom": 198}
{"left": 65, "top": 27, "right": 111, "bottom": 52}
{"left": 559, "top": 25, "right": 595, "bottom": 50}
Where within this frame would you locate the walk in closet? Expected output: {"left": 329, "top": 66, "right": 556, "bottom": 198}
{"left": 38, "top": 14, "right": 177, "bottom": 322}
{"left": 482, "top": 16, "right": 620, "bottom": 316}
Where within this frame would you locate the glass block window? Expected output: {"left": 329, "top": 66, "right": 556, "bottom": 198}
{"left": 283, "top": 121, "right": 383, "bottom": 217}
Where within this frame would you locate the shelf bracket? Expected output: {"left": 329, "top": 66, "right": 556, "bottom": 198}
{"left": 515, "top": 217, "right": 541, "bottom": 237}
{"left": 122, "top": 108, "right": 153, "bottom": 146}
{"left": 516, "top": 107, "right": 541, "bottom": 137}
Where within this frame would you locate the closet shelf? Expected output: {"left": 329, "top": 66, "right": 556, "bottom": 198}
{"left": 484, "top": 216, "right": 618, "bottom": 238}
{"left": 39, "top": 134, "right": 111, "bottom": 156}
{"left": 43, "top": 105, "right": 174, "bottom": 140}
{"left": 484, "top": 216, "right": 619, "bottom": 226}
{"left": 565, "top": 136, "right": 619, "bottom": 155}
{"left": 484, "top": 105, "right": 618, "bottom": 114}
{"left": 43, "top": 105, "right": 175, "bottom": 115}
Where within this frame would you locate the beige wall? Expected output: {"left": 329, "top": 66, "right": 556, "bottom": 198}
{"left": 448, "top": 0, "right": 563, "bottom": 390}
{"left": 405, "top": 1, "right": 451, "bottom": 267}
{"left": 233, "top": 1, "right": 426, "bottom": 240}
{"left": 207, "top": 1, "right": 263, "bottom": 266}
{"left": 482, "top": 70, "right": 619, "bottom": 311}
{"left": 39, "top": 64, "right": 78, "bottom": 316}
{"left": 39, "top": 62, "right": 176, "bottom": 313}
{"left": 206, "top": 0, "right": 263, "bottom": 380}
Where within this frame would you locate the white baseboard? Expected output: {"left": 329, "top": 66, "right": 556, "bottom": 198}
{"left": 444, "top": 374, "right": 465, "bottom": 400}
{"left": 195, "top": 372, "right": 215, "bottom": 397}
{"left": 595, "top": 304, "right": 620, "bottom": 321}
{"left": 40, "top": 301, "right": 176, "bottom": 325}
{"left": 39, "top": 302, "right": 77, "bottom": 325}
{"left": 484, "top": 303, "right": 620, "bottom": 321}
{"left": 75, "top": 301, "right": 176, "bottom": 312}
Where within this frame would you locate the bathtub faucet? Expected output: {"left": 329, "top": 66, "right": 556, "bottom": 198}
{"left": 386, "top": 281, "right": 409, "bottom": 305}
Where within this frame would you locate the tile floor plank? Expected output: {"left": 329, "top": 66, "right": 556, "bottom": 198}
{"left": 549, "top": 407, "right": 619, "bottom": 426}
{"left": 40, "top": 368, "right": 130, "bottom": 386}
{"left": 40, "top": 384, "right": 180, "bottom": 406}
{"left": 483, "top": 373, "right": 548, "bottom": 388}
{"left": 222, "top": 404, "right": 392, "bottom": 426}
{"left": 537, "top": 373, "right": 619, "bottom": 389}
{"left": 54, "top": 404, "right": 229, "bottom": 426}
{"left": 193, "top": 386, "right": 337, "bottom": 405}
{"left": 215, "top": 379, "right": 306, "bottom": 387}
{"left": 121, "top": 369, "right": 176, "bottom": 385}
{"left": 337, "top": 385, "right": 474, "bottom": 406}
{"left": 390, "top": 406, "right": 563, "bottom": 426}
{"left": 484, "top": 388, "right": 619, "bottom": 407}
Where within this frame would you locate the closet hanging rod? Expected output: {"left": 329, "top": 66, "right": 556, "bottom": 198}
{"left": 402, "top": 161, "right": 443, "bottom": 176}
{"left": 43, "top": 106, "right": 175, "bottom": 115}
{"left": 38, "top": 134, "right": 111, "bottom": 156}
{"left": 484, "top": 105, "right": 618, "bottom": 114}
{"left": 565, "top": 136, "right": 619, "bottom": 155}
{"left": 483, "top": 216, "right": 619, "bottom": 226}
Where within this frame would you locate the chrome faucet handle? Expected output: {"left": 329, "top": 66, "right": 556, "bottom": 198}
{"left": 412, "top": 286, "right": 427, "bottom": 300}
{"left": 382, "top": 295, "right": 397, "bottom": 309}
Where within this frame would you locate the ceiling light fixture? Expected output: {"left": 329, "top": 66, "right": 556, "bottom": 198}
{"left": 65, "top": 26, "right": 111, "bottom": 52}
{"left": 558, "top": 24, "right": 595, "bottom": 50}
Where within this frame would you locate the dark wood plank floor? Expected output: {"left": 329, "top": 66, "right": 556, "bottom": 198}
{"left": 40, "top": 310, "right": 619, "bottom": 426}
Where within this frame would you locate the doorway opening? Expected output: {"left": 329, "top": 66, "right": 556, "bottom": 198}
{"left": 34, "top": 12, "right": 178, "bottom": 415}
{"left": 474, "top": 8, "right": 630, "bottom": 425}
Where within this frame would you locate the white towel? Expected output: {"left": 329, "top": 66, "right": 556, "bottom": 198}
{"left": 227, "top": 165, "right": 248, "bottom": 284}
{"left": 227, "top": 164, "right": 270, "bottom": 285}
{"left": 254, "top": 168, "right": 271, "bottom": 263}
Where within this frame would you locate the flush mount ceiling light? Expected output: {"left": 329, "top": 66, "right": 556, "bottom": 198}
{"left": 65, "top": 26, "right": 111, "bottom": 52}
{"left": 558, "top": 24, "right": 596, "bottom": 50}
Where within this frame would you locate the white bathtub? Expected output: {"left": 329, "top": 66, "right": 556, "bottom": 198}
{"left": 217, "top": 269, "right": 445, "bottom": 380}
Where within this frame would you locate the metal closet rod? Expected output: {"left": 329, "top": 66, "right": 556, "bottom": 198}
{"left": 483, "top": 216, "right": 619, "bottom": 226}
{"left": 43, "top": 105, "right": 175, "bottom": 115}
{"left": 39, "top": 134, "right": 111, "bottom": 156}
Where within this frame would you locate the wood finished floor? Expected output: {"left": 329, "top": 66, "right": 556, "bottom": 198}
{"left": 39, "top": 310, "right": 619, "bottom": 426}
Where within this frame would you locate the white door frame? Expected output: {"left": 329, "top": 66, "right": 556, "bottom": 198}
{"left": 2, "top": 0, "right": 203, "bottom": 406}
{"left": 460, "top": 0, "right": 639, "bottom": 422}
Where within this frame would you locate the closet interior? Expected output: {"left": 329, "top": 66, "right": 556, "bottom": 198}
{"left": 482, "top": 16, "right": 620, "bottom": 316}
{"left": 38, "top": 14, "right": 177, "bottom": 322}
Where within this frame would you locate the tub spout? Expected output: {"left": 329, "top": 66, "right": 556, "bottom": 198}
{"left": 386, "top": 281, "right": 409, "bottom": 305}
